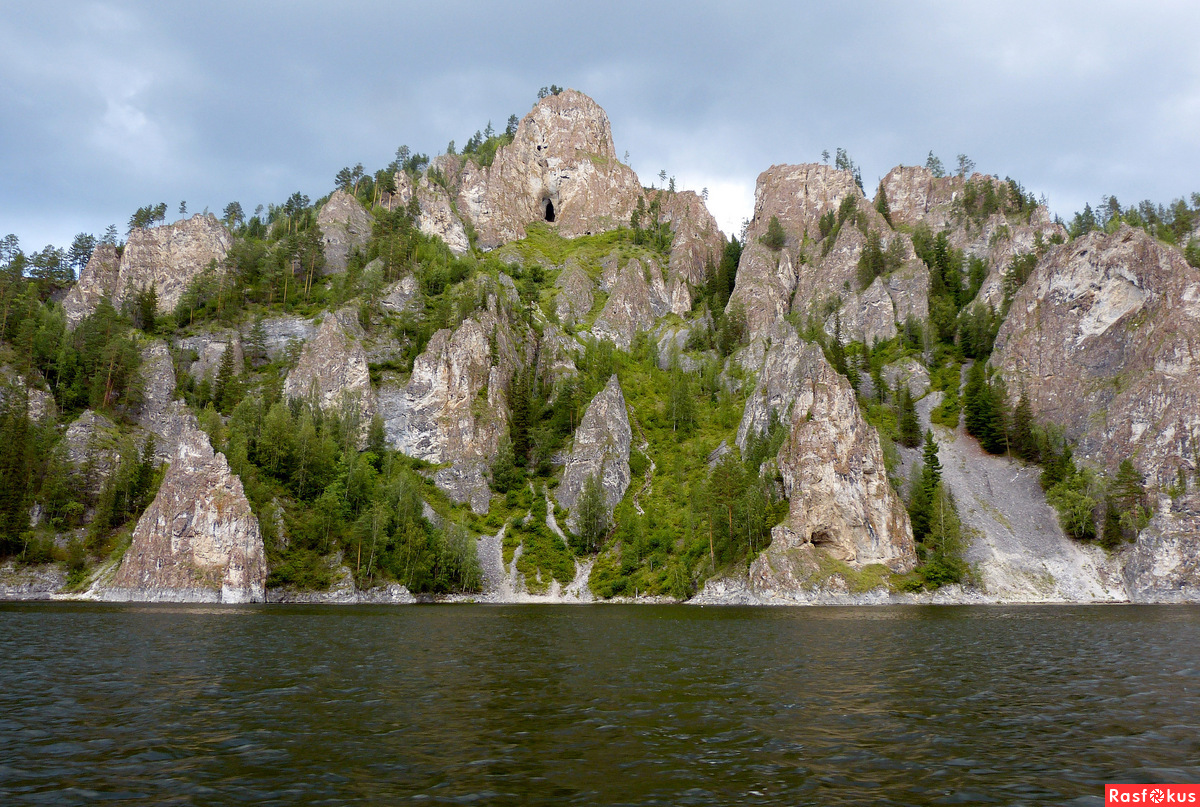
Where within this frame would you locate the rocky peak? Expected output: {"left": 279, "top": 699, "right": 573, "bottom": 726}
{"left": 557, "top": 375, "right": 632, "bottom": 532}
{"left": 747, "top": 163, "right": 862, "bottom": 244}
{"left": 317, "top": 190, "right": 373, "bottom": 273}
{"left": 456, "top": 90, "right": 644, "bottom": 247}
{"left": 61, "top": 243, "right": 121, "bottom": 328}
{"left": 879, "top": 165, "right": 963, "bottom": 229}
{"left": 101, "top": 412, "right": 266, "bottom": 603}
{"left": 591, "top": 256, "right": 688, "bottom": 349}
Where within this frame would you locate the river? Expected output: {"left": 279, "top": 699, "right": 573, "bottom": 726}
{"left": 1, "top": 603, "right": 1197, "bottom": 805}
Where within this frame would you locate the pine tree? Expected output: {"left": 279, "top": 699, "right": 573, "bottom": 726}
{"left": 574, "top": 472, "right": 609, "bottom": 554}
{"left": 761, "top": 215, "right": 786, "bottom": 251}
{"left": 1009, "top": 393, "right": 1036, "bottom": 461}
{"left": 874, "top": 182, "right": 893, "bottom": 226}
{"left": 897, "top": 386, "right": 921, "bottom": 448}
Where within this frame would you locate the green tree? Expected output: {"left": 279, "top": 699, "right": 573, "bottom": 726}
{"left": 573, "top": 472, "right": 609, "bottom": 554}
{"left": 760, "top": 215, "right": 786, "bottom": 251}
{"left": 896, "top": 386, "right": 921, "bottom": 448}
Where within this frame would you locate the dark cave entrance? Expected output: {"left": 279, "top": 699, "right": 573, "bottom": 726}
{"left": 543, "top": 198, "right": 556, "bottom": 222}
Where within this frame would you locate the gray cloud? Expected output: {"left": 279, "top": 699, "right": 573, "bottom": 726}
{"left": 3, "top": 0, "right": 1198, "bottom": 249}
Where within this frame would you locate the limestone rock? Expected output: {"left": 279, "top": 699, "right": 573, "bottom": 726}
{"left": 993, "top": 226, "right": 1200, "bottom": 487}
{"left": 537, "top": 325, "right": 580, "bottom": 385}
{"left": 393, "top": 171, "right": 470, "bottom": 255}
{"left": 653, "top": 189, "right": 724, "bottom": 286}
{"left": 881, "top": 358, "right": 931, "bottom": 399}
{"left": 726, "top": 242, "right": 800, "bottom": 342}
{"left": 433, "top": 463, "right": 491, "bottom": 515}
{"left": 746, "top": 163, "right": 862, "bottom": 245}
{"left": 742, "top": 329, "right": 915, "bottom": 585}
{"left": 592, "top": 257, "right": 683, "bottom": 349}
{"left": 136, "top": 341, "right": 191, "bottom": 461}
{"left": 63, "top": 410, "right": 121, "bottom": 493}
{"left": 64, "top": 215, "right": 232, "bottom": 326}
{"left": 557, "top": 375, "right": 632, "bottom": 531}
{"left": 101, "top": 414, "right": 265, "bottom": 603}
{"left": 1122, "top": 492, "right": 1200, "bottom": 602}
{"left": 553, "top": 261, "right": 595, "bottom": 325}
{"left": 378, "top": 308, "right": 523, "bottom": 510}
{"left": 0, "top": 365, "right": 56, "bottom": 422}
{"left": 879, "top": 165, "right": 964, "bottom": 230}
{"left": 283, "top": 309, "right": 376, "bottom": 437}
{"left": 456, "top": 90, "right": 644, "bottom": 247}
{"left": 317, "top": 190, "right": 373, "bottom": 274}
{"left": 381, "top": 273, "right": 422, "bottom": 315}
{"left": 248, "top": 315, "right": 317, "bottom": 362}
{"left": 61, "top": 243, "right": 120, "bottom": 328}
{"left": 176, "top": 331, "right": 243, "bottom": 382}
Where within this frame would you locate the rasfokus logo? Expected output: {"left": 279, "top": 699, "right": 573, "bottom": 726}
{"left": 1106, "top": 784, "right": 1200, "bottom": 804}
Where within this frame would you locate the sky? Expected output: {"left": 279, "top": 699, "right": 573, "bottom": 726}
{"left": 3, "top": 0, "right": 1199, "bottom": 252}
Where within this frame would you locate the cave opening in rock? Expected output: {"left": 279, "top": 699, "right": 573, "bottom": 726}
{"left": 543, "top": 198, "right": 556, "bottom": 222}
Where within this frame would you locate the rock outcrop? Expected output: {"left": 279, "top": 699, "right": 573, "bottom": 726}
{"left": 591, "top": 257, "right": 688, "bottom": 349}
{"left": 456, "top": 90, "right": 644, "bottom": 248}
{"left": 176, "top": 331, "right": 243, "bottom": 383}
{"left": 61, "top": 243, "right": 120, "bottom": 328}
{"left": 283, "top": 309, "right": 376, "bottom": 437}
{"left": 394, "top": 171, "right": 471, "bottom": 255}
{"left": 993, "top": 226, "right": 1200, "bottom": 600}
{"left": 317, "top": 190, "right": 373, "bottom": 273}
{"left": 553, "top": 261, "right": 595, "bottom": 326}
{"left": 100, "top": 414, "right": 266, "bottom": 603}
{"left": 653, "top": 189, "right": 724, "bottom": 286}
{"left": 557, "top": 375, "right": 632, "bottom": 531}
{"left": 63, "top": 215, "right": 232, "bottom": 326}
{"left": 378, "top": 304, "right": 523, "bottom": 511}
{"left": 739, "top": 327, "right": 915, "bottom": 597}
{"left": 993, "top": 226, "right": 1200, "bottom": 487}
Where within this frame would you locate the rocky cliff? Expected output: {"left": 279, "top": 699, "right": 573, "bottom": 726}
{"left": 63, "top": 215, "right": 232, "bottom": 326}
{"left": 392, "top": 171, "right": 471, "bottom": 255}
{"left": 317, "top": 190, "right": 373, "bottom": 273}
{"left": 457, "top": 90, "right": 644, "bottom": 247}
{"left": 738, "top": 325, "right": 916, "bottom": 595}
{"left": 99, "top": 413, "right": 266, "bottom": 603}
{"left": 283, "top": 309, "right": 376, "bottom": 439}
{"left": 557, "top": 375, "right": 632, "bottom": 532}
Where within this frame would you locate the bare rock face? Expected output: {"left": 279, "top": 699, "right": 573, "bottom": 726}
{"left": 881, "top": 357, "right": 931, "bottom": 399}
{"left": 393, "top": 171, "right": 470, "bottom": 255}
{"left": 992, "top": 226, "right": 1200, "bottom": 600}
{"left": 177, "top": 331, "right": 243, "bottom": 382}
{"left": 994, "top": 226, "right": 1200, "bottom": 487}
{"left": 136, "top": 341, "right": 191, "bottom": 462}
{"left": 64, "top": 215, "right": 232, "bottom": 326}
{"left": 653, "top": 189, "right": 724, "bottom": 286}
{"left": 317, "top": 190, "right": 373, "bottom": 274}
{"left": 101, "top": 414, "right": 265, "bottom": 603}
{"left": 592, "top": 257, "right": 680, "bottom": 349}
{"left": 1123, "top": 492, "right": 1200, "bottom": 602}
{"left": 553, "top": 261, "right": 595, "bottom": 325}
{"left": 283, "top": 310, "right": 376, "bottom": 437}
{"left": 0, "top": 365, "right": 56, "bottom": 422}
{"left": 62, "top": 243, "right": 120, "bottom": 328}
{"left": 64, "top": 410, "right": 121, "bottom": 493}
{"left": 879, "top": 165, "right": 964, "bottom": 230}
{"left": 557, "top": 375, "right": 632, "bottom": 531}
{"left": 747, "top": 163, "right": 861, "bottom": 244}
{"left": 726, "top": 243, "right": 801, "bottom": 342}
{"left": 742, "top": 329, "right": 915, "bottom": 593}
{"left": 249, "top": 315, "right": 318, "bottom": 362}
{"left": 380, "top": 273, "right": 422, "bottom": 315}
{"left": 378, "top": 306, "right": 523, "bottom": 511}
{"left": 456, "top": 90, "right": 644, "bottom": 248}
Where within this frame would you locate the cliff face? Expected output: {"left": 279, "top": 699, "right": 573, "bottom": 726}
{"left": 283, "top": 309, "right": 376, "bottom": 441}
{"left": 317, "top": 190, "right": 373, "bottom": 273}
{"left": 457, "top": 90, "right": 644, "bottom": 248}
{"left": 655, "top": 189, "right": 724, "bottom": 286}
{"left": 737, "top": 325, "right": 916, "bottom": 592}
{"left": 591, "top": 257, "right": 689, "bottom": 349}
{"left": 100, "top": 414, "right": 266, "bottom": 603}
{"left": 392, "top": 171, "right": 471, "bottom": 255}
{"left": 992, "top": 226, "right": 1200, "bottom": 599}
{"left": 993, "top": 226, "right": 1200, "bottom": 487}
{"left": 557, "top": 375, "right": 632, "bottom": 532}
{"left": 63, "top": 215, "right": 232, "bottom": 327}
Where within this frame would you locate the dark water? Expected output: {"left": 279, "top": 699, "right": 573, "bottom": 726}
{"left": 1, "top": 604, "right": 1198, "bottom": 806}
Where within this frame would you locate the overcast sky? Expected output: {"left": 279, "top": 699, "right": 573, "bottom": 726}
{"left": 3, "top": 1, "right": 1199, "bottom": 251}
